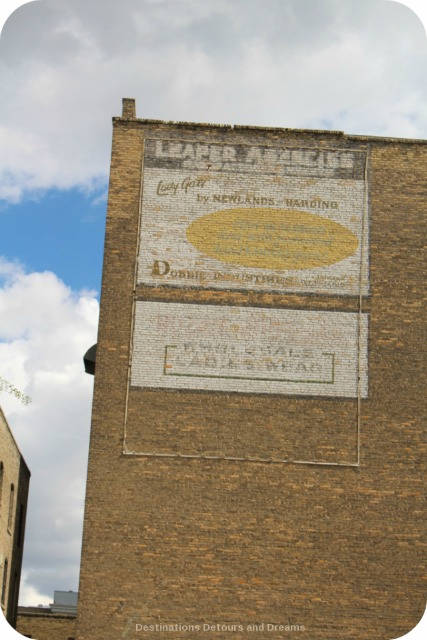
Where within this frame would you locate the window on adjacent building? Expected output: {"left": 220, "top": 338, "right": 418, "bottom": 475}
{"left": 8, "top": 570, "right": 18, "bottom": 620}
{"left": 1, "top": 558, "right": 8, "bottom": 604}
{"left": 17, "top": 504, "right": 25, "bottom": 548}
{"left": 0, "top": 461, "right": 3, "bottom": 509}
{"left": 7, "top": 484, "right": 14, "bottom": 531}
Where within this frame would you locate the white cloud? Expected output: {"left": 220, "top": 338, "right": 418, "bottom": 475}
{"left": 0, "top": 0, "right": 426, "bottom": 202}
{"left": 18, "top": 571, "right": 51, "bottom": 607}
{"left": 0, "top": 258, "right": 99, "bottom": 602}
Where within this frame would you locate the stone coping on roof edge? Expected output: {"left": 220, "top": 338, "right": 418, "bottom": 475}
{"left": 112, "top": 116, "right": 426, "bottom": 144}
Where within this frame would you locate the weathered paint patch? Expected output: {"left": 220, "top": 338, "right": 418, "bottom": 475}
{"left": 186, "top": 208, "right": 359, "bottom": 270}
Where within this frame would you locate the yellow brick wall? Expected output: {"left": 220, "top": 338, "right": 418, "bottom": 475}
{"left": 76, "top": 108, "right": 426, "bottom": 640}
{"left": 16, "top": 613, "right": 76, "bottom": 639}
{"left": 0, "top": 408, "right": 30, "bottom": 626}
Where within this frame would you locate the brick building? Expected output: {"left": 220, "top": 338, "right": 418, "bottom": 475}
{"left": 0, "top": 406, "right": 30, "bottom": 628}
{"left": 76, "top": 99, "right": 426, "bottom": 640}
{"left": 17, "top": 590, "right": 77, "bottom": 639}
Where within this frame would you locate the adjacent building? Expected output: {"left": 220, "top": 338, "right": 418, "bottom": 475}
{"left": 0, "top": 406, "right": 30, "bottom": 628}
{"left": 17, "top": 590, "right": 77, "bottom": 639}
{"left": 75, "top": 99, "right": 425, "bottom": 640}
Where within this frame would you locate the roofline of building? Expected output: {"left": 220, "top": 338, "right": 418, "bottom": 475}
{"left": 112, "top": 116, "right": 427, "bottom": 146}
{"left": 0, "top": 406, "right": 31, "bottom": 476}
{"left": 17, "top": 610, "right": 76, "bottom": 619}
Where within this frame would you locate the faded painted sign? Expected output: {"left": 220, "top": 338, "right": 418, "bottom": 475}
{"left": 131, "top": 301, "right": 368, "bottom": 399}
{"left": 137, "top": 139, "right": 369, "bottom": 296}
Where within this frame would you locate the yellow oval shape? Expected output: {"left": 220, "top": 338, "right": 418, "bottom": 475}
{"left": 186, "top": 208, "right": 358, "bottom": 270}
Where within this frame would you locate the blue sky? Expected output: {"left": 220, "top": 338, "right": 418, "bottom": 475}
{"left": 1, "top": 188, "right": 106, "bottom": 292}
{"left": 0, "top": 0, "right": 426, "bottom": 623}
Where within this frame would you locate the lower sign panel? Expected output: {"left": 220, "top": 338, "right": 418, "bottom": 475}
{"left": 131, "top": 302, "right": 368, "bottom": 399}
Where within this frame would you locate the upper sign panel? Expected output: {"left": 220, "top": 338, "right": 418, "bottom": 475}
{"left": 137, "top": 139, "right": 369, "bottom": 296}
